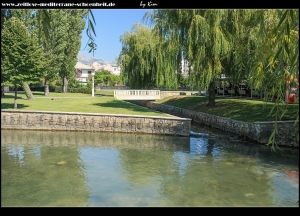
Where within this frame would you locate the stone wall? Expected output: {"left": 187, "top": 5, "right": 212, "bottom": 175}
{"left": 127, "top": 100, "right": 299, "bottom": 148}
{"left": 161, "top": 91, "right": 199, "bottom": 98}
{"left": 1, "top": 110, "right": 191, "bottom": 137}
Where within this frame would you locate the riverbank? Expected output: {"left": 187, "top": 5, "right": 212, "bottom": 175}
{"left": 1, "top": 92, "right": 298, "bottom": 148}
{"left": 127, "top": 100, "right": 299, "bottom": 148}
{"left": 1, "top": 109, "right": 191, "bottom": 137}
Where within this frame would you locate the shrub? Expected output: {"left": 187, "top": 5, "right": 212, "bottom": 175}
{"left": 54, "top": 86, "right": 62, "bottom": 93}
{"left": 68, "top": 86, "right": 93, "bottom": 94}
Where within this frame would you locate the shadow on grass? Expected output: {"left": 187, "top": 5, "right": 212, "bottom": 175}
{"left": 94, "top": 94, "right": 114, "bottom": 97}
{"left": 1, "top": 103, "right": 29, "bottom": 109}
{"left": 2, "top": 95, "right": 24, "bottom": 99}
{"left": 32, "top": 92, "right": 45, "bottom": 96}
{"left": 161, "top": 96, "right": 210, "bottom": 111}
{"left": 160, "top": 96, "right": 298, "bottom": 122}
{"left": 93, "top": 101, "right": 160, "bottom": 114}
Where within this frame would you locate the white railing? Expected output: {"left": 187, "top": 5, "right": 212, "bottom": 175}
{"left": 114, "top": 90, "right": 161, "bottom": 100}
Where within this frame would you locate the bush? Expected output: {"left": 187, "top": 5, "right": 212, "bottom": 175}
{"left": 54, "top": 86, "right": 62, "bottom": 93}
{"left": 49, "top": 86, "right": 55, "bottom": 92}
{"left": 68, "top": 86, "right": 93, "bottom": 94}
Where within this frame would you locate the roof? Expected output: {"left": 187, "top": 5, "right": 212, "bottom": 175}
{"left": 75, "top": 62, "right": 94, "bottom": 70}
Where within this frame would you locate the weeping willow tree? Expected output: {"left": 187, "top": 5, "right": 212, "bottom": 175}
{"left": 145, "top": 9, "right": 298, "bottom": 150}
{"left": 219, "top": 10, "right": 258, "bottom": 86}
{"left": 246, "top": 9, "right": 299, "bottom": 150}
{"left": 145, "top": 9, "right": 232, "bottom": 106}
{"left": 230, "top": 9, "right": 299, "bottom": 150}
{"left": 118, "top": 22, "right": 179, "bottom": 89}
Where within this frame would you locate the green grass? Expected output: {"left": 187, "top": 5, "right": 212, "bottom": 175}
{"left": 95, "top": 90, "right": 114, "bottom": 96}
{"left": 1, "top": 91, "right": 170, "bottom": 117}
{"left": 2, "top": 91, "right": 298, "bottom": 123}
{"left": 156, "top": 95, "right": 299, "bottom": 123}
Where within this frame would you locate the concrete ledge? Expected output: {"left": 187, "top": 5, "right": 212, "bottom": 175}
{"left": 1, "top": 109, "right": 191, "bottom": 137}
{"left": 127, "top": 100, "right": 299, "bottom": 148}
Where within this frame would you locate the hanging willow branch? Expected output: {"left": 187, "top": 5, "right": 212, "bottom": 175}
{"left": 84, "top": 9, "right": 97, "bottom": 56}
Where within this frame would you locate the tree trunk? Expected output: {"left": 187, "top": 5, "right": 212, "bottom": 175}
{"left": 44, "top": 78, "right": 49, "bottom": 96}
{"left": 63, "top": 76, "right": 68, "bottom": 93}
{"left": 207, "top": 80, "right": 216, "bottom": 107}
{"left": 1, "top": 85, "right": 4, "bottom": 98}
{"left": 14, "top": 84, "right": 18, "bottom": 109}
{"left": 23, "top": 82, "right": 34, "bottom": 100}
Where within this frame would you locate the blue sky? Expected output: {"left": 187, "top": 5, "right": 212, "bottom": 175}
{"left": 79, "top": 9, "right": 153, "bottom": 62}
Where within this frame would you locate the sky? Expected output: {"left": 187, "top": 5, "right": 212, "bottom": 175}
{"left": 79, "top": 9, "right": 154, "bottom": 63}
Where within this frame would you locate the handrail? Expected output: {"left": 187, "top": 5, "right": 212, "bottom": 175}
{"left": 114, "top": 90, "right": 161, "bottom": 100}
{"left": 114, "top": 90, "right": 160, "bottom": 96}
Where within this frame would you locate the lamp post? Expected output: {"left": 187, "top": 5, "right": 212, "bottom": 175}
{"left": 92, "top": 71, "right": 95, "bottom": 97}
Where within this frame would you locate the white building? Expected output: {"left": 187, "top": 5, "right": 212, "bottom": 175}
{"left": 75, "top": 62, "right": 95, "bottom": 85}
{"left": 91, "top": 62, "right": 121, "bottom": 76}
{"left": 110, "top": 65, "right": 121, "bottom": 75}
{"left": 91, "top": 62, "right": 102, "bottom": 71}
{"left": 181, "top": 59, "right": 190, "bottom": 77}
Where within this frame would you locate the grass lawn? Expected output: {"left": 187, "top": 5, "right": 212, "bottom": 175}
{"left": 95, "top": 90, "right": 114, "bottom": 96}
{"left": 1, "top": 91, "right": 170, "bottom": 117}
{"left": 2, "top": 91, "right": 298, "bottom": 123}
{"left": 156, "top": 95, "right": 299, "bottom": 123}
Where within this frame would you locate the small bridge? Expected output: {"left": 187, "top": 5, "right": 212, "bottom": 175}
{"left": 114, "top": 90, "right": 161, "bottom": 100}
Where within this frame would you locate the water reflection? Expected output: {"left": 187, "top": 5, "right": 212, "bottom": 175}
{"left": 1, "top": 143, "right": 89, "bottom": 206}
{"left": 1, "top": 129, "right": 298, "bottom": 207}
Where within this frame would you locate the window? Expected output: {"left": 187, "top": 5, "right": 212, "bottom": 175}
{"left": 76, "top": 70, "right": 82, "bottom": 78}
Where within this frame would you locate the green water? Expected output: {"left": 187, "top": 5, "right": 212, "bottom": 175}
{"left": 1, "top": 128, "right": 298, "bottom": 207}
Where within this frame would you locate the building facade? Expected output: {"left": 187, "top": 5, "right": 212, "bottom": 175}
{"left": 75, "top": 62, "right": 95, "bottom": 85}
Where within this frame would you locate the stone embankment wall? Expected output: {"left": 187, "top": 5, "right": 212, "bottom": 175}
{"left": 161, "top": 91, "right": 199, "bottom": 98}
{"left": 1, "top": 110, "right": 191, "bottom": 137}
{"left": 128, "top": 100, "right": 299, "bottom": 148}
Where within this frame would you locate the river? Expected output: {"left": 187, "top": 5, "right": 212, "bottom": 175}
{"left": 1, "top": 124, "right": 298, "bottom": 207}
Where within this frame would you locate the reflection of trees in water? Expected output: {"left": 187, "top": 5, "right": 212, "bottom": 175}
{"left": 1, "top": 130, "right": 297, "bottom": 206}
{"left": 192, "top": 122, "right": 299, "bottom": 165}
{"left": 1, "top": 130, "right": 190, "bottom": 206}
{"left": 1, "top": 130, "right": 190, "bottom": 149}
{"left": 176, "top": 138, "right": 276, "bottom": 206}
{"left": 1, "top": 131, "right": 90, "bottom": 207}
{"left": 116, "top": 134, "right": 190, "bottom": 185}
{"left": 117, "top": 136, "right": 275, "bottom": 206}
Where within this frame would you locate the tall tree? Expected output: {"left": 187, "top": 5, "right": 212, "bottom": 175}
{"left": 118, "top": 22, "right": 179, "bottom": 89}
{"left": 1, "top": 9, "right": 36, "bottom": 99}
{"left": 145, "top": 9, "right": 232, "bottom": 106}
{"left": 9, "top": 9, "right": 37, "bottom": 100}
{"left": 1, "top": 10, "right": 11, "bottom": 98}
{"left": 1, "top": 17, "right": 45, "bottom": 108}
{"left": 34, "top": 10, "right": 68, "bottom": 96}
{"left": 58, "top": 9, "right": 88, "bottom": 93}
